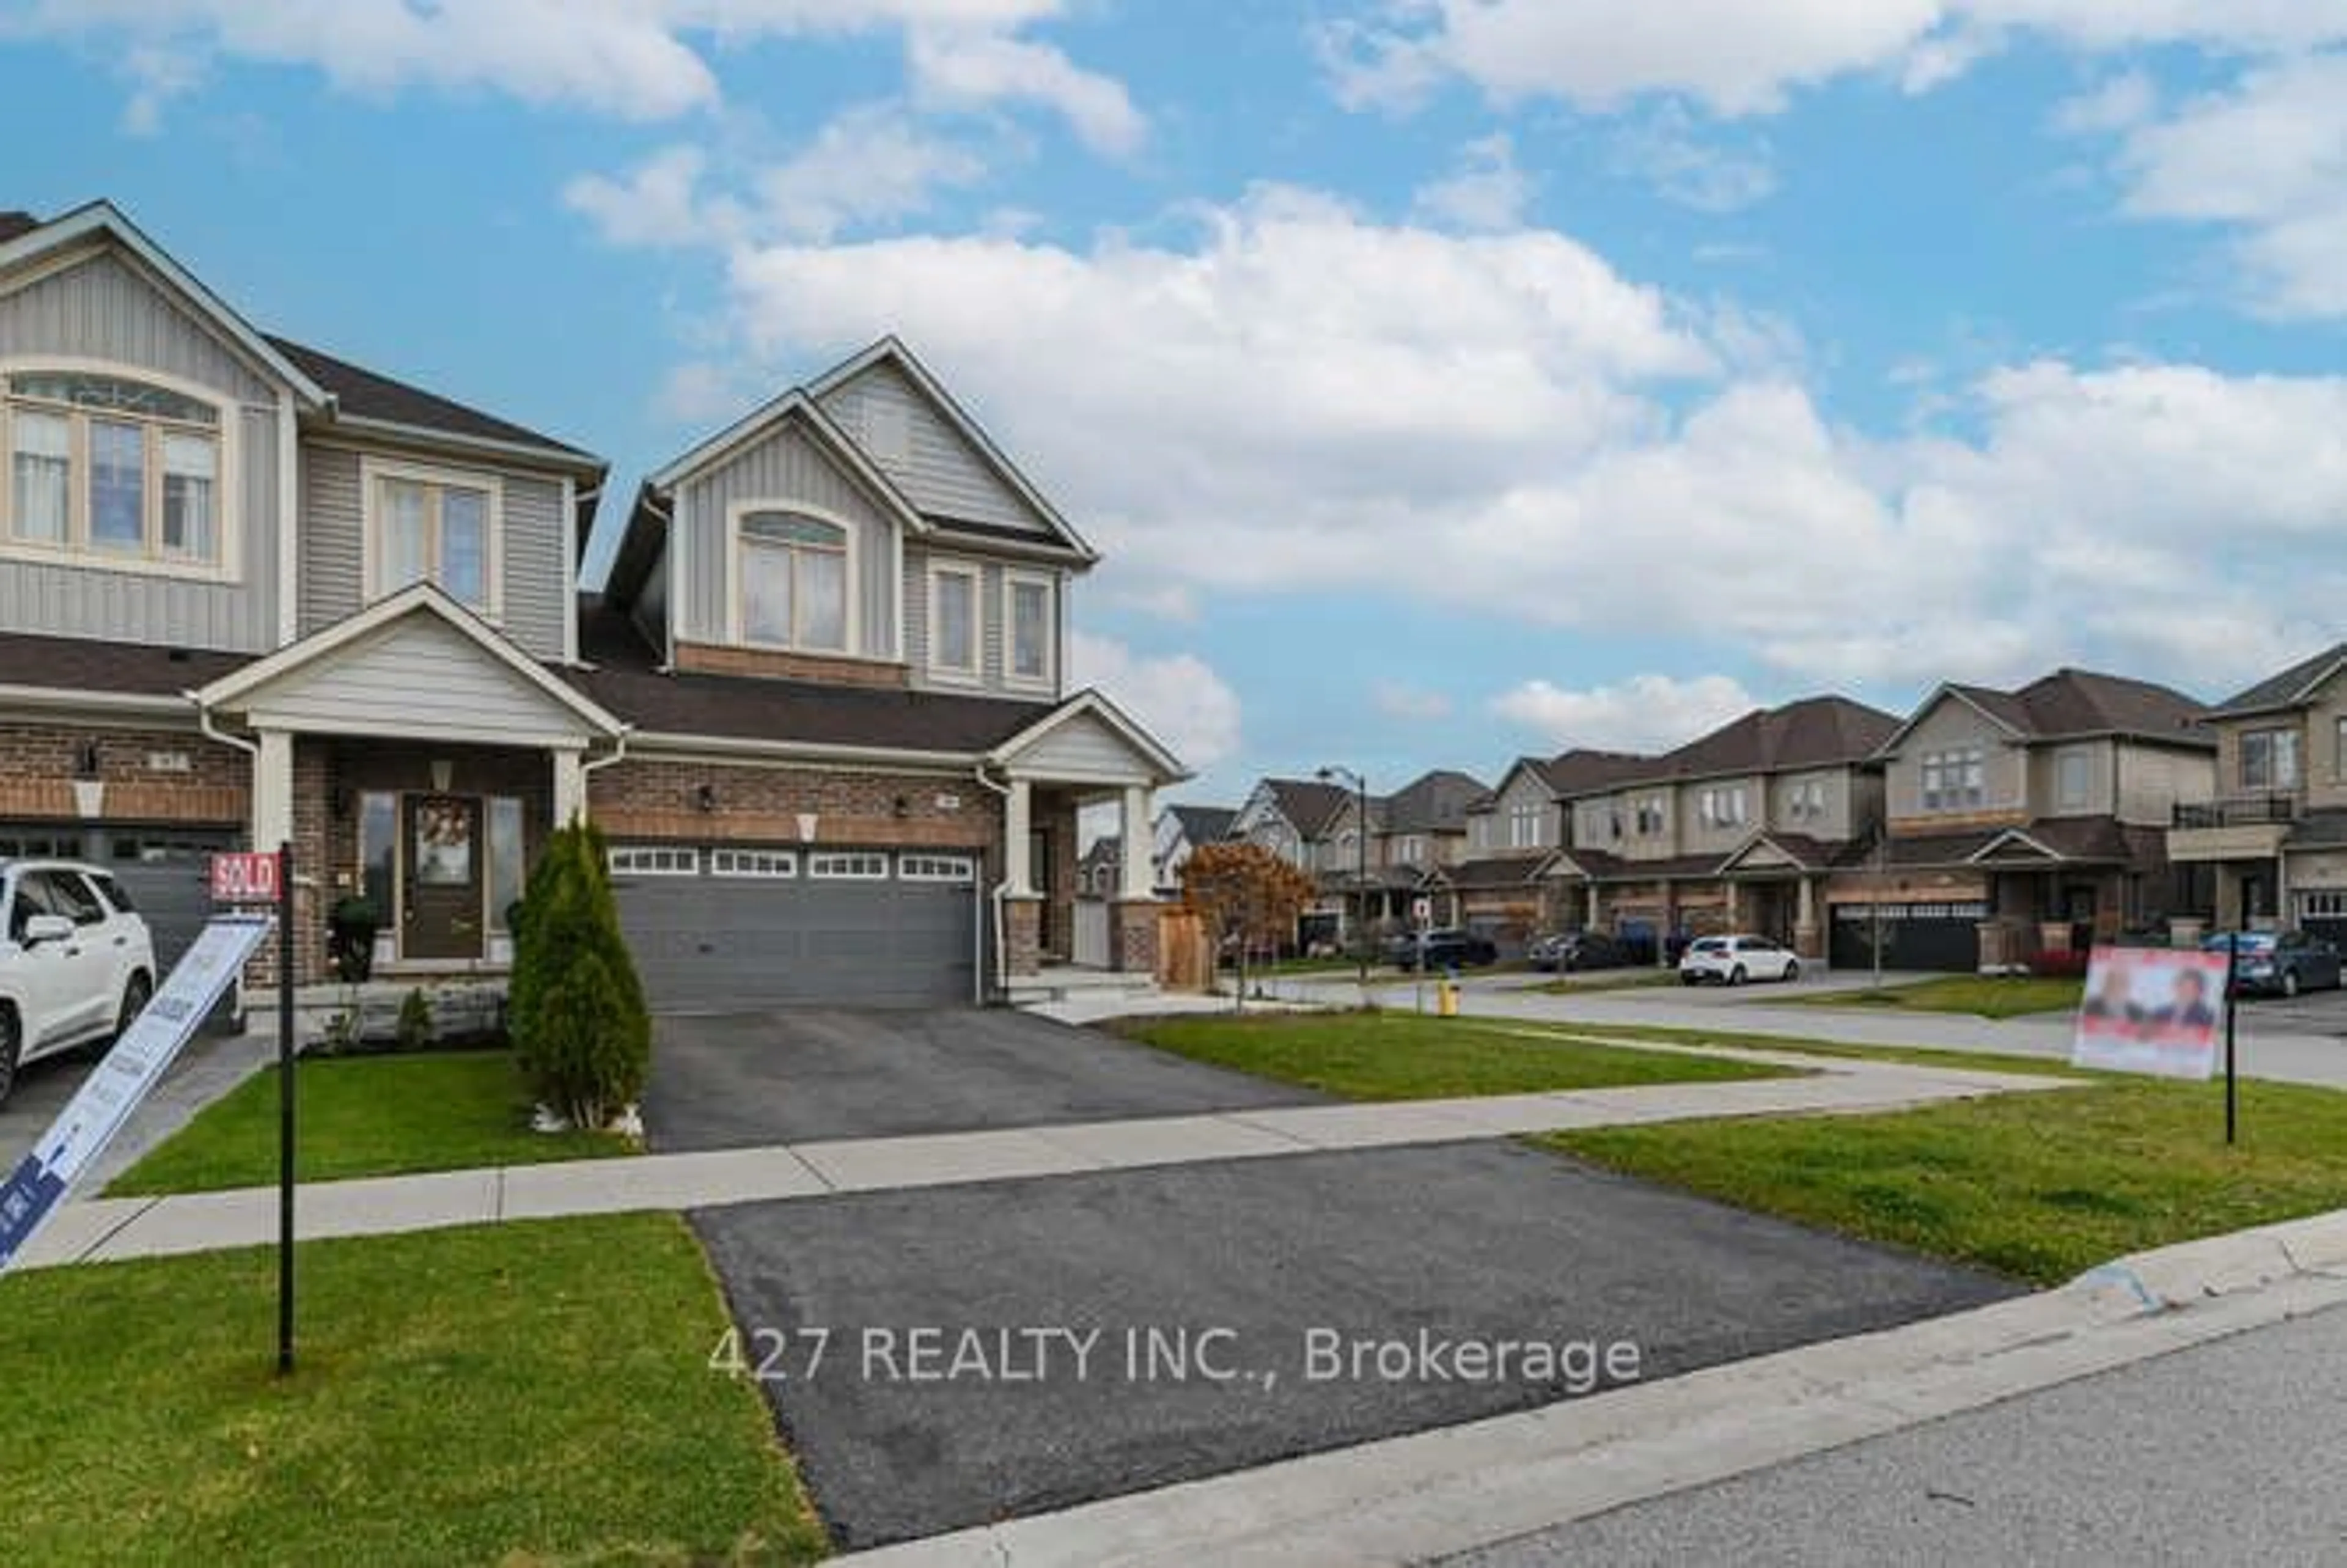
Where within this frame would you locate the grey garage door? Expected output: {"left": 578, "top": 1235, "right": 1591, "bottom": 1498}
{"left": 614, "top": 846, "right": 982, "bottom": 1013}
{"left": 1829, "top": 901, "right": 1987, "bottom": 973}
{"left": 1, "top": 824, "right": 240, "bottom": 975}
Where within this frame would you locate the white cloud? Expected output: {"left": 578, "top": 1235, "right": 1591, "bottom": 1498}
{"left": 1068, "top": 632, "right": 1242, "bottom": 772}
{"left": 1493, "top": 675, "right": 1759, "bottom": 753}
{"left": 756, "top": 103, "right": 990, "bottom": 241}
{"left": 906, "top": 27, "right": 1145, "bottom": 155}
{"left": 1607, "top": 102, "right": 1777, "bottom": 212}
{"left": 690, "top": 186, "right": 2347, "bottom": 701}
{"left": 2049, "top": 68, "right": 2158, "bottom": 136}
{"left": 1375, "top": 682, "right": 1454, "bottom": 722}
{"left": 1413, "top": 133, "right": 1533, "bottom": 232}
{"left": 2090, "top": 53, "right": 2347, "bottom": 318}
{"left": 1324, "top": 1, "right": 2347, "bottom": 119}
{"left": 564, "top": 144, "right": 745, "bottom": 249}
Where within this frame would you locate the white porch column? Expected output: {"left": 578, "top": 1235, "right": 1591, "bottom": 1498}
{"left": 1005, "top": 777, "right": 1035, "bottom": 895}
{"left": 252, "top": 727, "right": 294, "bottom": 852}
{"left": 551, "top": 746, "right": 587, "bottom": 828}
{"left": 1585, "top": 882, "right": 1600, "bottom": 928}
{"left": 1797, "top": 875, "right": 1816, "bottom": 929}
{"left": 1723, "top": 881, "right": 1743, "bottom": 931}
{"left": 1118, "top": 785, "right": 1156, "bottom": 900}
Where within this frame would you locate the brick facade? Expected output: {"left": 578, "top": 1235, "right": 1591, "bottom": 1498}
{"left": 589, "top": 757, "right": 1004, "bottom": 854}
{"left": 0, "top": 720, "right": 248, "bottom": 826}
{"left": 674, "top": 642, "right": 911, "bottom": 690}
{"left": 1111, "top": 898, "right": 1159, "bottom": 973}
{"left": 1004, "top": 895, "right": 1043, "bottom": 977}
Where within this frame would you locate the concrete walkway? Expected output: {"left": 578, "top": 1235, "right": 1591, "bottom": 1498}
{"left": 11, "top": 1041, "right": 2063, "bottom": 1272}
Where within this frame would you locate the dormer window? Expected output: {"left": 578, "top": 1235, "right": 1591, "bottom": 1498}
{"left": 736, "top": 507, "right": 852, "bottom": 653}
{"left": 3, "top": 369, "right": 225, "bottom": 570}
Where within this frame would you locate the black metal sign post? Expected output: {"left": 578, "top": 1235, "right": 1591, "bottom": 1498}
{"left": 277, "top": 838, "right": 296, "bottom": 1376}
{"left": 2224, "top": 932, "right": 2239, "bottom": 1148}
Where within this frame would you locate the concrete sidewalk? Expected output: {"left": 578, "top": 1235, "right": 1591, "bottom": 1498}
{"left": 11, "top": 1044, "right": 2063, "bottom": 1272}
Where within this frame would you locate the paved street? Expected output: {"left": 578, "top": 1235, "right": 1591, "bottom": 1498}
{"left": 1447, "top": 1299, "right": 2347, "bottom": 1567}
{"left": 697, "top": 1141, "right": 2016, "bottom": 1550}
{"left": 644, "top": 1008, "right": 1323, "bottom": 1149}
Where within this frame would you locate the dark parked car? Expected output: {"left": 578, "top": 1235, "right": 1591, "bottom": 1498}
{"left": 2200, "top": 929, "right": 2343, "bottom": 997}
{"left": 1388, "top": 928, "right": 1499, "bottom": 972}
{"left": 1529, "top": 931, "right": 1631, "bottom": 973}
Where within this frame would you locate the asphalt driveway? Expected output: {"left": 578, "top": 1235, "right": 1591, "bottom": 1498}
{"left": 644, "top": 1008, "right": 1324, "bottom": 1150}
{"left": 695, "top": 1140, "right": 2019, "bottom": 1550}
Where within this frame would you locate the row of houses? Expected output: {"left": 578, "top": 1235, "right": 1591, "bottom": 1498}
{"left": 1141, "top": 655, "right": 2347, "bottom": 974}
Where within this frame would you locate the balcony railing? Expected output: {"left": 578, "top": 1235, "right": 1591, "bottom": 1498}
{"left": 2172, "top": 793, "right": 2301, "bottom": 829}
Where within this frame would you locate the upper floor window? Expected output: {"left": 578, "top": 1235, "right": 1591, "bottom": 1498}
{"left": 928, "top": 560, "right": 979, "bottom": 680}
{"left": 1507, "top": 801, "right": 1543, "bottom": 849}
{"left": 1697, "top": 786, "right": 1749, "bottom": 829}
{"left": 736, "top": 507, "right": 851, "bottom": 653}
{"left": 1393, "top": 834, "right": 1425, "bottom": 864}
{"left": 2241, "top": 727, "right": 2301, "bottom": 792}
{"left": 1005, "top": 570, "right": 1054, "bottom": 687}
{"left": 4, "top": 369, "right": 224, "bottom": 570}
{"left": 1920, "top": 747, "right": 1986, "bottom": 812}
{"left": 1634, "top": 794, "right": 1668, "bottom": 835}
{"left": 1784, "top": 779, "right": 1827, "bottom": 823}
{"left": 2055, "top": 749, "right": 2093, "bottom": 811}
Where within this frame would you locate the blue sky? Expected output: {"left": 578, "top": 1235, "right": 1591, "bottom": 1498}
{"left": 4, "top": 1, "right": 2345, "bottom": 810}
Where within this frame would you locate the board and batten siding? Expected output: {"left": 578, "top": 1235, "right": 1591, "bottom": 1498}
{"left": 297, "top": 441, "right": 570, "bottom": 661}
{"left": 244, "top": 614, "right": 595, "bottom": 746}
{"left": 0, "top": 252, "right": 287, "bottom": 652}
{"left": 1012, "top": 711, "right": 1153, "bottom": 783}
{"left": 675, "top": 421, "right": 900, "bottom": 659}
{"left": 816, "top": 360, "right": 1050, "bottom": 535}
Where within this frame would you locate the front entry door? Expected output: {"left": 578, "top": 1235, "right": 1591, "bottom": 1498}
{"left": 404, "top": 794, "right": 485, "bottom": 961}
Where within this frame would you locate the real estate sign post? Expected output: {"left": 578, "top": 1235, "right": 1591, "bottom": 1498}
{"left": 0, "top": 914, "right": 270, "bottom": 1272}
{"left": 2070, "top": 946, "right": 2233, "bottom": 1108}
{"left": 213, "top": 846, "right": 298, "bottom": 1373}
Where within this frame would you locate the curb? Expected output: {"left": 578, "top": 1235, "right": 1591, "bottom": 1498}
{"left": 836, "top": 1212, "right": 2347, "bottom": 1567}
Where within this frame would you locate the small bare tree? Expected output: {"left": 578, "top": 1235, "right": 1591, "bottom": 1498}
{"left": 1181, "top": 841, "right": 1318, "bottom": 1011}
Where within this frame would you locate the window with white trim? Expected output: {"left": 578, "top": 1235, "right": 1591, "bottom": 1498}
{"left": 1697, "top": 786, "right": 1750, "bottom": 829}
{"left": 737, "top": 508, "right": 851, "bottom": 653}
{"left": 1920, "top": 747, "right": 1986, "bottom": 812}
{"left": 1005, "top": 570, "right": 1054, "bottom": 686}
{"left": 2241, "top": 727, "right": 2301, "bottom": 792}
{"left": 901, "top": 853, "right": 977, "bottom": 882}
{"left": 609, "top": 846, "right": 699, "bottom": 875}
{"left": 1507, "top": 801, "right": 1543, "bottom": 849}
{"left": 710, "top": 848, "right": 798, "bottom": 878}
{"left": 1634, "top": 794, "right": 1668, "bottom": 835}
{"left": 1783, "top": 779, "right": 1827, "bottom": 823}
{"left": 809, "top": 851, "right": 889, "bottom": 879}
{"left": 3, "top": 369, "right": 226, "bottom": 568}
{"left": 2055, "top": 748, "right": 2093, "bottom": 811}
{"left": 365, "top": 460, "right": 498, "bottom": 612}
{"left": 928, "top": 560, "right": 980, "bottom": 680}
{"left": 2301, "top": 890, "right": 2347, "bottom": 918}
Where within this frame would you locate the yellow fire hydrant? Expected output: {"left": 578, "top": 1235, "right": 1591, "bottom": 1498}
{"left": 1436, "top": 976, "right": 1460, "bottom": 1017}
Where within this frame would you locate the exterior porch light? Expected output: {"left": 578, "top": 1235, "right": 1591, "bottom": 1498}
{"left": 1318, "top": 763, "right": 1370, "bottom": 996}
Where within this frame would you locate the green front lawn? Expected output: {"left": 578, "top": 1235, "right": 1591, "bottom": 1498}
{"left": 1791, "top": 974, "right": 2085, "bottom": 1019}
{"left": 109, "top": 1051, "right": 631, "bottom": 1196}
{"left": 1115, "top": 1011, "right": 1797, "bottom": 1101}
{"left": 1546, "top": 1074, "right": 2347, "bottom": 1284}
{"left": 1530, "top": 969, "right": 1680, "bottom": 995}
{"left": 0, "top": 1214, "right": 825, "bottom": 1566}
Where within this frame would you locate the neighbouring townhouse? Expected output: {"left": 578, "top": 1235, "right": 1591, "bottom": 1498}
{"left": 1150, "top": 802, "right": 1233, "bottom": 896}
{"left": 0, "top": 200, "right": 1185, "bottom": 1008}
{"left": 1549, "top": 697, "right": 1900, "bottom": 960}
{"left": 2166, "top": 642, "right": 2347, "bottom": 947}
{"left": 1445, "top": 750, "right": 1651, "bottom": 944}
{"left": 1230, "top": 775, "right": 1350, "bottom": 948}
{"left": 1846, "top": 669, "right": 2213, "bottom": 972}
{"left": 1323, "top": 769, "right": 1485, "bottom": 943}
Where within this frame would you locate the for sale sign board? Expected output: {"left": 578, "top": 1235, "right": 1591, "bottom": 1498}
{"left": 2070, "top": 945, "right": 2229, "bottom": 1080}
{"left": 210, "top": 850, "right": 281, "bottom": 905}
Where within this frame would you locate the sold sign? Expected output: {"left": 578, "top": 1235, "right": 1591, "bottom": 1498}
{"left": 211, "top": 850, "right": 282, "bottom": 905}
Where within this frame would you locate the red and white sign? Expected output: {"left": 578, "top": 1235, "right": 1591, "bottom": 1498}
{"left": 2070, "top": 945, "right": 2228, "bottom": 1080}
{"left": 1411, "top": 896, "right": 1432, "bottom": 927}
{"left": 210, "top": 851, "right": 282, "bottom": 905}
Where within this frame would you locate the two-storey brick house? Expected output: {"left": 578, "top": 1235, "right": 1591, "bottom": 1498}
{"left": 1844, "top": 669, "right": 2213, "bottom": 971}
{"left": 1546, "top": 697, "right": 1898, "bottom": 960}
{"left": 0, "top": 201, "right": 1183, "bottom": 1008}
{"left": 1447, "top": 750, "right": 1650, "bottom": 943}
{"left": 2166, "top": 642, "right": 2347, "bottom": 945}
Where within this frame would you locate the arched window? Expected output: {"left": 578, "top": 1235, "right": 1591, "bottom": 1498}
{"left": 3, "top": 368, "right": 224, "bottom": 567}
{"left": 736, "top": 508, "right": 851, "bottom": 653}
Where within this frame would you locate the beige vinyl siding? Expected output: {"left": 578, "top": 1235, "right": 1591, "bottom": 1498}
{"left": 0, "top": 251, "right": 275, "bottom": 405}
{"left": 1886, "top": 698, "right": 2027, "bottom": 819}
{"left": 675, "top": 422, "right": 900, "bottom": 659}
{"left": 816, "top": 359, "right": 1051, "bottom": 535}
{"left": 244, "top": 614, "right": 593, "bottom": 745}
{"left": 1014, "top": 711, "right": 1155, "bottom": 784}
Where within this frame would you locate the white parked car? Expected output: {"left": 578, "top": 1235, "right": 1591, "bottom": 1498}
{"left": 0, "top": 860, "right": 156, "bottom": 1105}
{"left": 1678, "top": 933, "right": 1800, "bottom": 986}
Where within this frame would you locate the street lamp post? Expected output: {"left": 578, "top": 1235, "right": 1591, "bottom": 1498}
{"left": 1318, "top": 764, "right": 1370, "bottom": 997}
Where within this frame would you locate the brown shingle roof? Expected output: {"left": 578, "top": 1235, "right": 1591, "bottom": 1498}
{"left": 1438, "top": 854, "right": 1551, "bottom": 890}
{"left": 266, "top": 334, "right": 601, "bottom": 466}
{"left": 1618, "top": 695, "right": 1899, "bottom": 788}
{"left": 0, "top": 628, "right": 248, "bottom": 695}
{"left": 567, "top": 603, "right": 1051, "bottom": 752}
{"left": 2211, "top": 643, "right": 2347, "bottom": 718}
{"left": 1381, "top": 769, "right": 1488, "bottom": 833}
{"left": 1932, "top": 669, "right": 2211, "bottom": 747}
{"left": 0, "top": 211, "right": 37, "bottom": 244}
{"left": 1166, "top": 805, "right": 1235, "bottom": 845}
{"left": 1534, "top": 749, "right": 1654, "bottom": 797}
{"left": 1876, "top": 815, "right": 2145, "bottom": 869}
{"left": 1263, "top": 778, "right": 1353, "bottom": 837}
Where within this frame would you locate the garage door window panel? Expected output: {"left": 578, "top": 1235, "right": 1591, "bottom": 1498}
{"left": 900, "top": 854, "right": 976, "bottom": 883}
{"left": 711, "top": 849, "right": 798, "bottom": 878}
{"left": 810, "top": 851, "right": 889, "bottom": 880}
{"left": 611, "top": 846, "right": 700, "bottom": 876}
